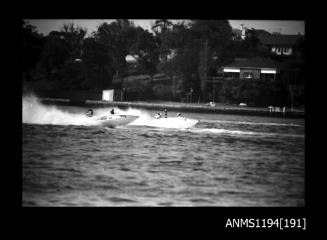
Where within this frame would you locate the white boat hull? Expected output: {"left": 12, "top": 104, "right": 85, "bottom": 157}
{"left": 91, "top": 115, "right": 139, "bottom": 128}
{"left": 148, "top": 117, "right": 199, "bottom": 129}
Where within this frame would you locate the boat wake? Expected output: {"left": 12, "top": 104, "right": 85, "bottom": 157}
{"left": 202, "top": 119, "right": 303, "bottom": 127}
{"left": 22, "top": 95, "right": 142, "bottom": 127}
{"left": 22, "top": 95, "right": 196, "bottom": 129}
{"left": 130, "top": 117, "right": 198, "bottom": 129}
{"left": 22, "top": 94, "right": 303, "bottom": 138}
{"left": 187, "top": 128, "right": 304, "bottom": 138}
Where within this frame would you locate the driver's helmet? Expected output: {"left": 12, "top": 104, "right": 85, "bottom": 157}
{"left": 86, "top": 109, "right": 93, "bottom": 116}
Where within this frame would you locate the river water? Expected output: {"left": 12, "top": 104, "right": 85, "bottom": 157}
{"left": 22, "top": 96, "right": 305, "bottom": 206}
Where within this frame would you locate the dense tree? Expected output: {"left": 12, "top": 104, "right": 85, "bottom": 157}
{"left": 94, "top": 20, "right": 135, "bottom": 79}
{"left": 60, "top": 23, "right": 87, "bottom": 61}
{"left": 168, "top": 21, "right": 192, "bottom": 49}
{"left": 55, "top": 62, "right": 84, "bottom": 90}
{"left": 244, "top": 28, "right": 260, "bottom": 48}
{"left": 22, "top": 20, "right": 45, "bottom": 81}
{"left": 151, "top": 19, "right": 174, "bottom": 62}
{"left": 191, "top": 20, "right": 232, "bottom": 49}
{"left": 244, "top": 28, "right": 271, "bottom": 58}
{"left": 190, "top": 20, "right": 233, "bottom": 101}
{"left": 129, "top": 27, "right": 159, "bottom": 78}
{"left": 223, "top": 28, "right": 272, "bottom": 60}
{"left": 39, "top": 31, "right": 70, "bottom": 81}
{"left": 157, "top": 20, "right": 235, "bottom": 102}
{"left": 44, "top": 23, "right": 89, "bottom": 90}
{"left": 219, "top": 79, "right": 289, "bottom": 107}
{"left": 22, "top": 19, "right": 303, "bottom": 106}
{"left": 82, "top": 37, "right": 113, "bottom": 89}
{"left": 157, "top": 22, "right": 200, "bottom": 98}
{"left": 152, "top": 19, "right": 173, "bottom": 33}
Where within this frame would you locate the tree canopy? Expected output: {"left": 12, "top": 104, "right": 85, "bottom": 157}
{"left": 22, "top": 19, "right": 305, "bottom": 106}
{"left": 22, "top": 20, "right": 45, "bottom": 80}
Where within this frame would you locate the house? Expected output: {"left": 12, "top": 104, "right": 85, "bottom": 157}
{"left": 232, "top": 25, "right": 304, "bottom": 56}
{"left": 256, "top": 32, "right": 303, "bottom": 56}
{"left": 221, "top": 57, "right": 279, "bottom": 81}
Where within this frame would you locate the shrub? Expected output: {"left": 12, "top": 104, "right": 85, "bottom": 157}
{"left": 219, "top": 79, "right": 291, "bottom": 107}
{"left": 123, "top": 81, "right": 154, "bottom": 101}
{"left": 152, "top": 84, "right": 173, "bottom": 100}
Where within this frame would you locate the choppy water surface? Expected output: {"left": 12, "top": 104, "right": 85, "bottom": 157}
{"left": 22, "top": 96, "right": 305, "bottom": 206}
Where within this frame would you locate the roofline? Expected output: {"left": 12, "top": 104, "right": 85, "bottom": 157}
{"left": 222, "top": 67, "right": 277, "bottom": 70}
{"left": 267, "top": 43, "right": 296, "bottom": 46}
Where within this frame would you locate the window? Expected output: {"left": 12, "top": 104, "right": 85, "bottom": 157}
{"left": 243, "top": 72, "right": 253, "bottom": 79}
{"left": 224, "top": 72, "right": 240, "bottom": 79}
{"left": 276, "top": 47, "right": 281, "bottom": 54}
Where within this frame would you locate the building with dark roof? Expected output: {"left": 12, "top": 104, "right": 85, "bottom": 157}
{"left": 256, "top": 32, "right": 303, "bottom": 56}
{"left": 231, "top": 26, "right": 304, "bottom": 56}
{"left": 221, "top": 57, "right": 279, "bottom": 81}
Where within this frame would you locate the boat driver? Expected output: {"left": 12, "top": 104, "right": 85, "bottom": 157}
{"left": 86, "top": 109, "right": 93, "bottom": 117}
{"left": 154, "top": 113, "right": 161, "bottom": 119}
{"left": 110, "top": 109, "right": 115, "bottom": 115}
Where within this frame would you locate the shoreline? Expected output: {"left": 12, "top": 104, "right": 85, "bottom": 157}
{"left": 39, "top": 98, "right": 305, "bottom": 119}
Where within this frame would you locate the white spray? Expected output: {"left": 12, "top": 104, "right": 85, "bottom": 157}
{"left": 22, "top": 94, "right": 97, "bottom": 126}
{"left": 22, "top": 94, "right": 154, "bottom": 127}
{"left": 22, "top": 95, "right": 198, "bottom": 129}
{"left": 22, "top": 95, "right": 302, "bottom": 137}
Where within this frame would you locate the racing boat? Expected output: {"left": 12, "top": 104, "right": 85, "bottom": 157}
{"left": 149, "top": 116, "right": 199, "bottom": 129}
{"left": 91, "top": 114, "right": 139, "bottom": 128}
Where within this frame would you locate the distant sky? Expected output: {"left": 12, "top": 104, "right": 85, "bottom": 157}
{"left": 27, "top": 19, "right": 305, "bottom": 36}
{"left": 229, "top": 20, "right": 304, "bottom": 35}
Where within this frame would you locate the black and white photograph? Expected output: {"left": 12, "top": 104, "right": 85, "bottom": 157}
{"left": 22, "top": 19, "right": 305, "bottom": 207}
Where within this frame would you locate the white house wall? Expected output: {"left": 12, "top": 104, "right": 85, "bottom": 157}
{"left": 261, "top": 69, "right": 276, "bottom": 74}
{"left": 223, "top": 68, "right": 240, "bottom": 73}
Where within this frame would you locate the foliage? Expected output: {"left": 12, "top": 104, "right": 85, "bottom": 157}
{"left": 82, "top": 37, "right": 113, "bottom": 89}
{"left": 60, "top": 23, "right": 87, "bottom": 61}
{"left": 152, "top": 19, "right": 173, "bottom": 34}
{"left": 39, "top": 32, "right": 70, "bottom": 79}
{"left": 94, "top": 20, "right": 135, "bottom": 78}
{"left": 129, "top": 27, "right": 159, "bottom": 76}
{"left": 22, "top": 20, "right": 45, "bottom": 81}
{"left": 191, "top": 20, "right": 232, "bottom": 50}
{"left": 151, "top": 19, "right": 174, "bottom": 61}
{"left": 22, "top": 19, "right": 304, "bottom": 107}
{"left": 123, "top": 80, "right": 154, "bottom": 101}
{"left": 190, "top": 20, "right": 233, "bottom": 100}
{"left": 55, "top": 62, "right": 84, "bottom": 90}
{"left": 152, "top": 84, "right": 172, "bottom": 100}
{"left": 219, "top": 79, "right": 290, "bottom": 107}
